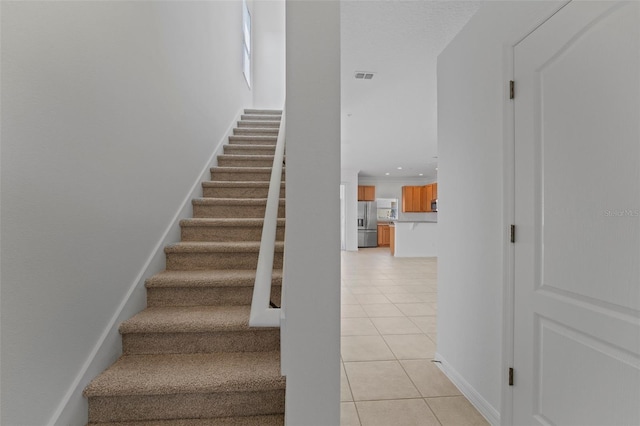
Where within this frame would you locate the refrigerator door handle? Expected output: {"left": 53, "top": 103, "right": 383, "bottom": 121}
{"left": 364, "top": 203, "right": 367, "bottom": 229}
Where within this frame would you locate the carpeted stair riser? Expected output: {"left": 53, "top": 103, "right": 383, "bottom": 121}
{"left": 89, "top": 414, "right": 286, "bottom": 426}
{"left": 237, "top": 120, "right": 281, "bottom": 128}
{"left": 233, "top": 128, "right": 279, "bottom": 136}
{"left": 144, "top": 270, "right": 282, "bottom": 307}
{"left": 87, "top": 389, "right": 285, "bottom": 423}
{"left": 210, "top": 167, "right": 285, "bottom": 182}
{"left": 164, "top": 243, "right": 284, "bottom": 270}
{"left": 201, "top": 182, "right": 285, "bottom": 199}
{"left": 223, "top": 145, "right": 276, "bottom": 155}
{"left": 228, "top": 135, "right": 278, "bottom": 145}
{"left": 119, "top": 305, "right": 280, "bottom": 354}
{"left": 122, "top": 330, "right": 280, "bottom": 355}
{"left": 180, "top": 219, "right": 285, "bottom": 242}
{"left": 165, "top": 251, "right": 283, "bottom": 271}
{"left": 217, "top": 155, "right": 278, "bottom": 168}
{"left": 146, "top": 285, "right": 282, "bottom": 308}
{"left": 192, "top": 199, "right": 285, "bottom": 219}
{"left": 240, "top": 114, "right": 282, "bottom": 121}
{"left": 244, "top": 108, "right": 282, "bottom": 114}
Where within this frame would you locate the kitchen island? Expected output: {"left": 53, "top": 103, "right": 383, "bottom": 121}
{"left": 391, "top": 221, "right": 437, "bottom": 257}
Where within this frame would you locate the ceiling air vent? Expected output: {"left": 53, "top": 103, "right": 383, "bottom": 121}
{"left": 354, "top": 71, "right": 375, "bottom": 80}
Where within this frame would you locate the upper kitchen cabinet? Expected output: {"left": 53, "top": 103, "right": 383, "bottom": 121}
{"left": 358, "top": 185, "right": 376, "bottom": 201}
{"left": 403, "top": 183, "right": 438, "bottom": 213}
{"left": 422, "top": 185, "right": 433, "bottom": 212}
{"left": 402, "top": 186, "right": 423, "bottom": 212}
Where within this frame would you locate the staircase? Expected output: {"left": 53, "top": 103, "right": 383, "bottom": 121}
{"left": 84, "top": 109, "right": 286, "bottom": 425}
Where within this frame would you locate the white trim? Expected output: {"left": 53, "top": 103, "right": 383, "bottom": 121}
{"left": 500, "top": 43, "right": 516, "bottom": 426}
{"left": 50, "top": 109, "right": 244, "bottom": 426}
{"left": 500, "top": 4, "right": 570, "bottom": 425}
{"left": 435, "top": 353, "right": 501, "bottom": 426}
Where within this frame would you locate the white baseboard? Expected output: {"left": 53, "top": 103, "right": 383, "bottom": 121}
{"left": 434, "top": 352, "right": 501, "bottom": 426}
{"left": 50, "top": 109, "right": 244, "bottom": 426}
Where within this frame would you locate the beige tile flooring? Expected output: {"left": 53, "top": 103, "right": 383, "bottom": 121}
{"left": 341, "top": 247, "right": 488, "bottom": 426}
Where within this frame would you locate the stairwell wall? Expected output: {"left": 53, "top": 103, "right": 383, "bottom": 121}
{"left": 1, "top": 2, "right": 255, "bottom": 424}
{"left": 252, "top": 0, "right": 286, "bottom": 110}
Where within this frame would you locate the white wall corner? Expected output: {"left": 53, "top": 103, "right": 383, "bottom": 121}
{"left": 341, "top": 168, "right": 360, "bottom": 252}
{"left": 50, "top": 109, "right": 244, "bottom": 426}
{"left": 283, "top": 0, "right": 341, "bottom": 424}
{"left": 435, "top": 353, "right": 501, "bottom": 426}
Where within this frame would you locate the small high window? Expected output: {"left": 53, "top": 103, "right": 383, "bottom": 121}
{"left": 242, "top": 0, "right": 251, "bottom": 88}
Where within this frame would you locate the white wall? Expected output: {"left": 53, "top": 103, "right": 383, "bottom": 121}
{"left": 436, "top": 2, "right": 566, "bottom": 423}
{"left": 0, "top": 2, "right": 254, "bottom": 424}
{"left": 282, "top": 1, "right": 341, "bottom": 424}
{"left": 393, "top": 222, "right": 437, "bottom": 257}
{"left": 253, "top": 0, "right": 286, "bottom": 109}
{"left": 341, "top": 169, "right": 359, "bottom": 251}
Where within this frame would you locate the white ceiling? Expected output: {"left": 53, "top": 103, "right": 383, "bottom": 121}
{"left": 340, "top": 1, "right": 481, "bottom": 179}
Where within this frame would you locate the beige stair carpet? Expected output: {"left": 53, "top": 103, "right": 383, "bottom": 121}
{"left": 84, "top": 109, "right": 285, "bottom": 425}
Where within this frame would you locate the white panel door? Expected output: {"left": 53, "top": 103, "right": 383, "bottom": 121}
{"left": 514, "top": 1, "right": 640, "bottom": 425}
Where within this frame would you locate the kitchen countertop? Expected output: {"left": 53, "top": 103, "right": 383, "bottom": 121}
{"left": 392, "top": 220, "right": 437, "bottom": 223}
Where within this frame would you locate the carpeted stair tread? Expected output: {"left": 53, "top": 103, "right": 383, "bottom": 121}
{"left": 200, "top": 181, "right": 285, "bottom": 200}
{"left": 224, "top": 145, "right": 276, "bottom": 154}
{"left": 201, "top": 181, "right": 284, "bottom": 188}
{"left": 180, "top": 218, "right": 285, "bottom": 228}
{"left": 228, "top": 135, "right": 277, "bottom": 143}
{"left": 83, "top": 352, "right": 285, "bottom": 397}
{"left": 165, "top": 241, "right": 284, "bottom": 254}
{"left": 89, "top": 414, "right": 285, "bottom": 426}
{"left": 119, "top": 305, "right": 276, "bottom": 333}
{"left": 210, "top": 166, "right": 283, "bottom": 173}
{"left": 218, "top": 154, "right": 276, "bottom": 161}
{"left": 224, "top": 143, "right": 276, "bottom": 149}
{"left": 233, "top": 128, "right": 279, "bottom": 135}
{"left": 145, "top": 270, "right": 282, "bottom": 288}
{"left": 192, "top": 198, "right": 284, "bottom": 206}
{"left": 217, "top": 155, "right": 280, "bottom": 167}
{"left": 238, "top": 120, "right": 281, "bottom": 128}
{"left": 239, "top": 115, "right": 281, "bottom": 119}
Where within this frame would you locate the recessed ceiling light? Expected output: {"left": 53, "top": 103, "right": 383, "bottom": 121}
{"left": 419, "top": 173, "right": 424, "bottom": 176}
{"left": 397, "top": 167, "right": 402, "bottom": 170}
{"left": 435, "top": 167, "right": 438, "bottom": 171}
{"left": 385, "top": 172, "right": 390, "bottom": 176}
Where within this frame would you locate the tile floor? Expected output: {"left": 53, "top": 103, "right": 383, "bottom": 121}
{"left": 341, "top": 247, "right": 489, "bottom": 426}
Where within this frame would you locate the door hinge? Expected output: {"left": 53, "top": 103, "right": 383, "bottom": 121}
{"left": 509, "top": 80, "right": 515, "bottom": 99}
{"left": 510, "top": 224, "right": 515, "bottom": 243}
{"left": 509, "top": 367, "right": 514, "bottom": 386}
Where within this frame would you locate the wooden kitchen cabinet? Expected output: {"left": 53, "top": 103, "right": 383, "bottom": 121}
{"left": 403, "top": 183, "right": 438, "bottom": 213}
{"left": 377, "top": 224, "right": 390, "bottom": 247}
{"left": 389, "top": 224, "right": 395, "bottom": 255}
{"left": 423, "top": 185, "right": 433, "bottom": 212}
{"left": 402, "top": 186, "right": 423, "bottom": 212}
{"left": 358, "top": 185, "right": 376, "bottom": 201}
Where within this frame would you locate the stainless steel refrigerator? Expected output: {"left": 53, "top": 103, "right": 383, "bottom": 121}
{"left": 357, "top": 201, "right": 378, "bottom": 248}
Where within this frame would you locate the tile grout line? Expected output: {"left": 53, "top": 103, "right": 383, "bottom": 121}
{"left": 342, "top": 249, "right": 447, "bottom": 425}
